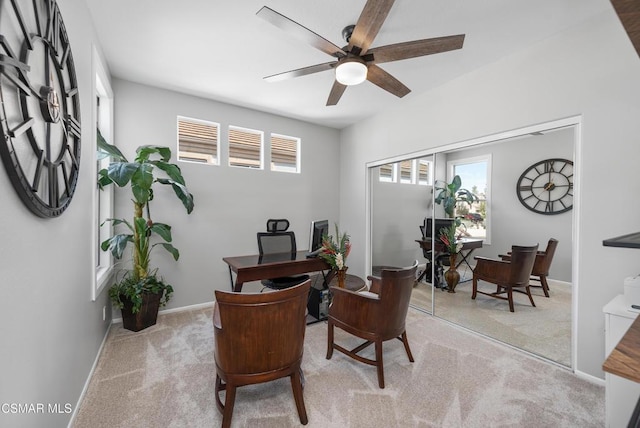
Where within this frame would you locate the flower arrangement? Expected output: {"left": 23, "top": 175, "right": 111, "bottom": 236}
{"left": 319, "top": 224, "right": 351, "bottom": 271}
{"left": 439, "top": 222, "right": 463, "bottom": 254}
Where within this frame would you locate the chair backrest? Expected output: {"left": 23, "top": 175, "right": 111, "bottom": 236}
{"left": 376, "top": 260, "right": 419, "bottom": 337}
{"left": 213, "top": 280, "right": 311, "bottom": 375}
{"left": 508, "top": 245, "right": 539, "bottom": 286}
{"left": 533, "top": 238, "right": 558, "bottom": 276}
{"left": 257, "top": 231, "right": 297, "bottom": 255}
{"left": 266, "top": 218, "right": 290, "bottom": 233}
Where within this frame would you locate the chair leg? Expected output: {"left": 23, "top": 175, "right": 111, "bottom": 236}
{"left": 540, "top": 275, "right": 550, "bottom": 297}
{"left": 221, "top": 382, "right": 236, "bottom": 428}
{"left": 326, "top": 320, "right": 334, "bottom": 359}
{"left": 507, "top": 287, "right": 514, "bottom": 312}
{"left": 375, "top": 340, "right": 385, "bottom": 389}
{"left": 472, "top": 277, "right": 478, "bottom": 299}
{"left": 290, "top": 368, "right": 308, "bottom": 425}
{"left": 401, "top": 331, "right": 414, "bottom": 362}
{"left": 525, "top": 285, "right": 536, "bottom": 308}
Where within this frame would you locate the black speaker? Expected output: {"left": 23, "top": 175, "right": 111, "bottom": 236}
{"left": 308, "top": 284, "right": 330, "bottom": 321}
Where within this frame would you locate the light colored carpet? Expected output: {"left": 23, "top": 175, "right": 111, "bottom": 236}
{"left": 72, "top": 305, "right": 602, "bottom": 427}
{"left": 411, "top": 272, "right": 572, "bottom": 367}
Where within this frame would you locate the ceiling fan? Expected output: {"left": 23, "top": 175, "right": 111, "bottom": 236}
{"left": 257, "top": 0, "right": 465, "bottom": 106}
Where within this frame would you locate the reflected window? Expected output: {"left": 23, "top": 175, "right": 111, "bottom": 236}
{"left": 379, "top": 163, "right": 396, "bottom": 182}
{"left": 448, "top": 155, "right": 491, "bottom": 242}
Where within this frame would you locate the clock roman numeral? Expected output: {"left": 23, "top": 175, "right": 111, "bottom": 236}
{"left": 32, "top": 149, "right": 45, "bottom": 192}
{"left": 65, "top": 115, "right": 81, "bottom": 139}
{"left": 46, "top": 2, "right": 60, "bottom": 52}
{"left": 48, "top": 163, "right": 59, "bottom": 208}
{"left": 519, "top": 185, "right": 532, "bottom": 192}
{"left": 9, "top": 117, "right": 34, "bottom": 138}
{"left": 9, "top": 0, "right": 34, "bottom": 51}
{"left": 545, "top": 201, "right": 554, "bottom": 212}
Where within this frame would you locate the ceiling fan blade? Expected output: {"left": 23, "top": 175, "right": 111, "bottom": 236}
{"left": 348, "top": 0, "right": 396, "bottom": 55}
{"left": 366, "top": 64, "right": 410, "bottom": 98}
{"left": 265, "top": 61, "right": 337, "bottom": 82}
{"left": 368, "top": 34, "right": 465, "bottom": 64}
{"left": 326, "top": 81, "right": 347, "bottom": 106}
{"left": 257, "top": 6, "right": 345, "bottom": 58}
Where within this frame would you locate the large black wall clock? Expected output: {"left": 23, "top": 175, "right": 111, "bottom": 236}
{"left": 0, "top": 0, "right": 81, "bottom": 218}
{"left": 516, "top": 158, "right": 573, "bottom": 215}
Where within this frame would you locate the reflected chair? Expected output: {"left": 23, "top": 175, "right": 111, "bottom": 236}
{"left": 472, "top": 245, "right": 538, "bottom": 312}
{"left": 257, "top": 219, "right": 309, "bottom": 290}
{"left": 326, "top": 261, "right": 418, "bottom": 388}
{"left": 500, "top": 238, "right": 558, "bottom": 297}
{"left": 213, "top": 280, "right": 311, "bottom": 428}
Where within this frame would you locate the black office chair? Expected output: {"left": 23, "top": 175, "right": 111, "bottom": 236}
{"left": 257, "top": 219, "right": 309, "bottom": 291}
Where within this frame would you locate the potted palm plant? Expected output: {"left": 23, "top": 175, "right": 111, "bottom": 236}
{"left": 434, "top": 175, "right": 478, "bottom": 219}
{"left": 97, "top": 131, "right": 194, "bottom": 331}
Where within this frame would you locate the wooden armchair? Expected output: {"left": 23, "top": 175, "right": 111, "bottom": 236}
{"left": 500, "top": 238, "right": 558, "bottom": 297}
{"left": 213, "top": 280, "right": 311, "bottom": 428}
{"left": 326, "top": 261, "right": 418, "bottom": 388}
{"left": 472, "top": 245, "right": 538, "bottom": 312}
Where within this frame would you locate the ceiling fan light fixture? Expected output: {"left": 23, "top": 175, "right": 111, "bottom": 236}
{"left": 335, "top": 58, "right": 368, "bottom": 86}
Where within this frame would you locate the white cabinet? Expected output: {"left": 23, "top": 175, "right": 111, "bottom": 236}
{"left": 604, "top": 294, "right": 640, "bottom": 428}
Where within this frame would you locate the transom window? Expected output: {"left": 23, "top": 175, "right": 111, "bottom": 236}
{"left": 177, "top": 116, "right": 219, "bottom": 165}
{"left": 271, "top": 133, "right": 300, "bottom": 173}
{"left": 378, "top": 158, "right": 432, "bottom": 185}
{"left": 229, "top": 126, "right": 263, "bottom": 169}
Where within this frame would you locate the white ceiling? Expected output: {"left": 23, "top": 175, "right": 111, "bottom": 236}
{"left": 85, "top": 0, "right": 611, "bottom": 129}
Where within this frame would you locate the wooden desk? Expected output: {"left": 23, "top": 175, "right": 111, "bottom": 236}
{"left": 603, "top": 312, "right": 640, "bottom": 427}
{"left": 223, "top": 251, "right": 329, "bottom": 292}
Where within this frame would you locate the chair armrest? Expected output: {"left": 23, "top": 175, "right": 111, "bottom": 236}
{"left": 329, "top": 286, "right": 380, "bottom": 331}
{"left": 367, "top": 275, "right": 381, "bottom": 295}
{"left": 498, "top": 254, "right": 511, "bottom": 261}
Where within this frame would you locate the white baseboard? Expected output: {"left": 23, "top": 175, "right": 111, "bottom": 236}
{"left": 67, "top": 322, "right": 112, "bottom": 428}
{"left": 111, "top": 300, "right": 215, "bottom": 324}
{"left": 574, "top": 369, "right": 606, "bottom": 387}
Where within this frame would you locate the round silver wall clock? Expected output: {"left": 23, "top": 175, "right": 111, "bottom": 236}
{"left": 0, "top": 0, "right": 81, "bottom": 218}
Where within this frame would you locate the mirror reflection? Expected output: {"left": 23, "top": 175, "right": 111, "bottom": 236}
{"left": 370, "top": 126, "right": 574, "bottom": 367}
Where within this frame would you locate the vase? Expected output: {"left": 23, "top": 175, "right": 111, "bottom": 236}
{"left": 444, "top": 254, "right": 460, "bottom": 293}
{"left": 121, "top": 291, "right": 163, "bottom": 332}
{"left": 336, "top": 267, "right": 348, "bottom": 288}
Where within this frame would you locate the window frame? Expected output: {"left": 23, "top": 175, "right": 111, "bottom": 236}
{"left": 93, "top": 46, "right": 114, "bottom": 301}
{"left": 270, "top": 133, "right": 301, "bottom": 173}
{"left": 228, "top": 125, "right": 264, "bottom": 170}
{"left": 177, "top": 116, "right": 219, "bottom": 165}
{"left": 447, "top": 154, "right": 492, "bottom": 244}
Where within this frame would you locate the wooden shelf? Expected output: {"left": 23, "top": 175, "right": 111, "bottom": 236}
{"left": 604, "top": 315, "right": 640, "bottom": 383}
{"left": 603, "top": 232, "right": 640, "bottom": 249}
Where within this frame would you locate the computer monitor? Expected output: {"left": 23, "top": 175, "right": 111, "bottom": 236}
{"left": 426, "top": 218, "right": 455, "bottom": 238}
{"left": 309, "top": 220, "right": 329, "bottom": 251}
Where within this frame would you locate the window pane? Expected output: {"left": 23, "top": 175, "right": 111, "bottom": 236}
{"left": 178, "top": 117, "right": 218, "bottom": 164}
{"left": 418, "top": 160, "right": 431, "bottom": 185}
{"left": 271, "top": 134, "right": 299, "bottom": 173}
{"left": 453, "top": 160, "right": 488, "bottom": 240}
{"left": 400, "top": 160, "right": 413, "bottom": 183}
{"left": 379, "top": 163, "right": 395, "bottom": 182}
{"left": 229, "top": 126, "right": 263, "bottom": 169}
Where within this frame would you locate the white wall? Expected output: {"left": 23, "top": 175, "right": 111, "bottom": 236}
{"left": 0, "top": 1, "right": 111, "bottom": 427}
{"left": 340, "top": 6, "right": 640, "bottom": 379}
{"left": 112, "top": 79, "right": 341, "bottom": 306}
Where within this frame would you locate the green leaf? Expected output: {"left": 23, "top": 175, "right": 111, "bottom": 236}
{"left": 97, "top": 169, "right": 113, "bottom": 190}
{"left": 155, "top": 243, "right": 180, "bottom": 261}
{"left": 153, "top": 161, "right": 186, "bottom": 185}
{"left": 150, "top": 222, "right": 172, "bottom": 242}
{"left": 97, "top": 129, "right": 127, "bottom": 162}
{"left": 136, "top": 145, "right": 171, "bottom": 163}
{"left": 156, "top": 178, "right": 194, "bottom": 214}
{"left": 101, "top": 217, "right": 134, "bottom": 232}
{"left": 131, "top": 163, "right": 154, "bottom": 205}
{"left": 107, "top": 162, "right": 139, "bottom": 187}
{"left": 101, "top": 234, "right": 133, "bottom": 259}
